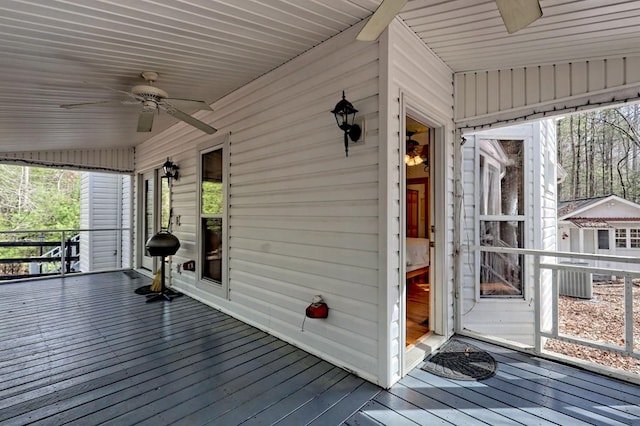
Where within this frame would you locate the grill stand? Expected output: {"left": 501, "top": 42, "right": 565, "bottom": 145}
{"left": 146, "top": 257, "right": 182, "bottom": 303}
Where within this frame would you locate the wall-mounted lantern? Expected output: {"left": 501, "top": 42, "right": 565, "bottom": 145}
{"left": 162, "top": 158, "right": 179, "bottom": 181}
{"left": 331, "top": 91, "right": 362, "bottom": 157}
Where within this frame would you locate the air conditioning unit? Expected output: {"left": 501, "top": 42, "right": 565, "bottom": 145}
{"left": 558, "top": 262, "right": 592, "bottom": 299}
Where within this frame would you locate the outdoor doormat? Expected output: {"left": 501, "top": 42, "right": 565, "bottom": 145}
{"left": 123, "top": 270, "right": 145, "bottom": 280}
{"left": 421, "top": 339, "right": 497, "bottom": 381}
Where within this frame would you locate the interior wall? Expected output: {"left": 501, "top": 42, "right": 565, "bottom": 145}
{"left": 134, "top": 23, "right": 383, "bottom": 385}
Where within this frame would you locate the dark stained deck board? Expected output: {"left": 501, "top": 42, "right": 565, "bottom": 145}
{"left": 465, "top": 338, "right": 640, "bottom": 421}
{"left": 471, "top": 338, "right": 640, "bottom": 403}
{"left": 2, "top": 272, "right": 640, "bottom": 425}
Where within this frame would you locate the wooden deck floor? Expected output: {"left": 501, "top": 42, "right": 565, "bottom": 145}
{"left": 1, "top": 271, "right": 639, "bottom": 425}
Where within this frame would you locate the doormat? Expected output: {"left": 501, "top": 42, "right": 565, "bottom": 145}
{"left": 123, "top": 270, "right": 145, "bottom": 280}
{"left": 421, "top": 339, "right": 496, "bottom": 381}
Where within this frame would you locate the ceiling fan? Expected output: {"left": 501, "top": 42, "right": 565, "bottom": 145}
{"left": 356, "top": 0, "right": 542, "bottom": 41}
{"left": 60, "top": 71, "right": 217, "bottom": 134}
{"left": 405, "top": 131, "right": 427, "bottom": 167}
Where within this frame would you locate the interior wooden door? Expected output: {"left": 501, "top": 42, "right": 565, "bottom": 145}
{"left": 406, "top": 189, "right": 419, "bottom": 238}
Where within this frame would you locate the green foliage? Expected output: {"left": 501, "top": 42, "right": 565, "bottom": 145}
{"left": 0, "top": 165, "right": 80, "bottom": 261}
{"left": 557, "top": 105, "right": 640, "bottom": 203}
{"left": 201, "top": 181, "right": 223, "bottom": 215}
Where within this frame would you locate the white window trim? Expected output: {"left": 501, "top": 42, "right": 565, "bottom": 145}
{"left": 197, "top": 134, "right": 230, "bottom": 299}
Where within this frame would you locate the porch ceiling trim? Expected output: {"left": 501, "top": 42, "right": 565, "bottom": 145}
{"left": 0, "top": 147, "right": 135, "bottom": 173}
{"left": 454, "top": 56, "right": 640, "bottom": 131}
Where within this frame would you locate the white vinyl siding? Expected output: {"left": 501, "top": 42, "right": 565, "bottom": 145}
{"left": 462, "top": 120, "right": 557, "bottom": 345}
{"left": 134, "top": 23, "right": 382, "bottom": 385}
{"left": 384, "top": 20, "right": 455, "bottom": 383}
{"left": 79, "top": 172, "right": 130, "bottom": 272}
{"left": 0, "top": 148, "right": 134, "bottom": 173}
{"left": 455, "top": 56, "right": 640, "bottom": 130}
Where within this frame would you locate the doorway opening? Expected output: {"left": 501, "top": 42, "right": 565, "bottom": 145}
{"left": 139, "top": 169, "right": 169, "bottom": 273}
{"left": 404, "top": 115, "right": 433, "bottom": 347}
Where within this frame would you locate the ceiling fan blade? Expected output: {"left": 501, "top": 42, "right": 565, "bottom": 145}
{"left": 495, "top": 0, "right": 542, "bottom": 34}
{"left": 163, "top": 106, "right": 217, "bottom": 134}
{"left": 164, "top": 98, "right": 212, "bottom": 111}
{"left": 137, "top": 110, "right": 155, "bottom": 132}
{"left": 356, "top": 0, "right": 408, "bottom": 41}
{"left": 60, "top": 100, "right": 119, "bottom": 109}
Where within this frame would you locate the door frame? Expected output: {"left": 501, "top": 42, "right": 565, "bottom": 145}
{"left": 400, "top": 94, "right": 449, "bottom": 374}
{"left": 137, "top": 167, "right": 169, "bottom": 274}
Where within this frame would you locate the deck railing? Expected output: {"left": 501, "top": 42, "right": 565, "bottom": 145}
{"left": 478, "top": 246, "right": 640, "bottom": 363}
{"left": 0, "top": 228, "right": 131, "bottom": 280}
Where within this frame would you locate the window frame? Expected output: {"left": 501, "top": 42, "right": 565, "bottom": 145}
{"left": 476, "top": 138, "right": 527, "bottom": 299}
{"left": 630, "top": 228, "right": 640, "bottom": 248}
{"left": 615, "top": 228, "right": 627, "bottom": 248}
{"left": 197, "top": 134, "right": 230, "bottom": 298}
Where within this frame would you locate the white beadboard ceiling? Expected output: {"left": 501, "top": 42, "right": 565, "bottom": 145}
{"left": 1, "top": 0, "right": 640, "bottom": 153}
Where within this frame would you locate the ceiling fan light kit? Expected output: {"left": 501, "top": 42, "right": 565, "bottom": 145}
{"left": 60, "top": 71, "right": 217, "bottom": 135}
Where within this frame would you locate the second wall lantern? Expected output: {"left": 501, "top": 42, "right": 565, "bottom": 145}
{"left": 163, "top": 158, "right": 179, "bottom": 181}
{"left": 331, "top": 91, "right": 362, "bottom": 157}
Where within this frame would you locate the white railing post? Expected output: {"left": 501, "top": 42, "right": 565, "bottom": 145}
{"left": 533, "top": 253, "right": 541, "bottom": 354}
{"left": 625, "top": 274, "right": 634, "bottom": 354}
{"left": 60, "top": 231, "right": 66, "bottom": 277}
{"left": 551, "top": 268, "right": 558, "bottom": 337}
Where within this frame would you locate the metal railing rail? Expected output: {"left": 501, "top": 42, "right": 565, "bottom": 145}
{"left": 0, "top": 228, "right": 131, "bottom": 280}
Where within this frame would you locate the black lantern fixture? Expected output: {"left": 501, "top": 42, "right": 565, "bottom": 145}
{"left": 331, "top": 91, "right": 362, "bottom": 157}
{"left": 163, "top": 158, "right": 179, "bottom": 180}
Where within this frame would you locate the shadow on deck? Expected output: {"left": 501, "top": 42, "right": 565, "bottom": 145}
{"left": 1, "top": 271, "right": 639, "bottom": 425}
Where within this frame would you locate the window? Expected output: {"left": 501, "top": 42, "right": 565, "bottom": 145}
{"left": 478, "top": 139, "right": 525, "bottom": 298}
{"left": 616, "top": 229, "right": 627, "bottom": 248}
{"left": 631, "top": 229, "right": 640, "bottom": 248}
{"left": 597, "top": 229, "right": 610, "bottom": 249}
{"left": 200, "top": 148, "right": 224, "bottom": 284}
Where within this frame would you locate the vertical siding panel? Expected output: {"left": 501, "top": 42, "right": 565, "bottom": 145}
{"left": 465, "top": 73, "right": 476, "bottom": 118}
{"left": 540, "top": 65, "right": 555, "bottom": 102}
{"left": 499, "top": 69, "right": 512, "bottom": 110}
{"left": 570, "top": 62, "right": 588, "bottom": 96}
{"left": 606, "top": 58, "right": 625, "bottom": 87}
{"left": 454, "top": 55, "right": 640, "bottom": 128}
{"left": 525, "top": 67, "right": 540, "bottom": 105}
{"left": 588, "top": 60, "right": 606, "bottom": 92}
{"left": 475, "top": 72, "right": 488, "bottom": 116}
{"left": 555, "top": 63, "right": 571, "bottom": 98}
{"left": 454, "top": 73, "right": 466, "bottom": 120}
{"left": 487, "top": 70, "right": 500, "bottom": 113}
{"left": 512, "top": 68, "right": 526, "bottom": 108}
{"left": 626, "top": 56, "right": 640, "bottom": 83}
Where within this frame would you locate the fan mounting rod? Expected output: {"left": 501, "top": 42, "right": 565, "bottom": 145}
{"left": 141, "top": 71, "right": 159, "bottom": 83}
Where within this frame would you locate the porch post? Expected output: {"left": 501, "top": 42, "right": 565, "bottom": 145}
{"left": 533, "top": 253, "right": 541, "bottom": 354}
